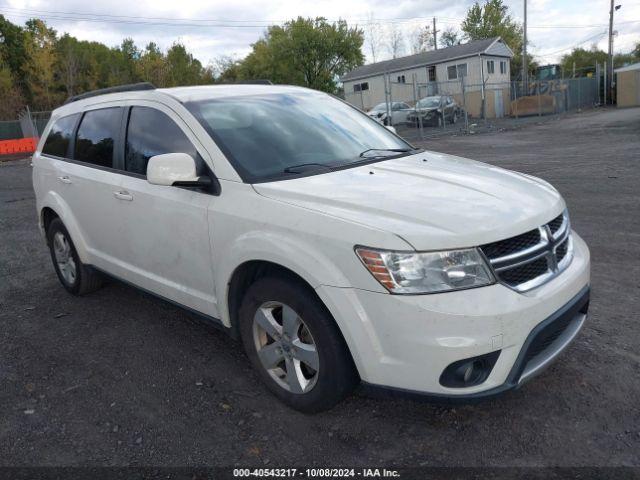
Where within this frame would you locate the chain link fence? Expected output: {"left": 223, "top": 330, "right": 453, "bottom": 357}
{"left": 344, "top": 73, "right": 601, "bottom": 142}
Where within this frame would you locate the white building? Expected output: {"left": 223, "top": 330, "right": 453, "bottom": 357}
{"left": 341, "top": 37, "right": 514, "bottom": 118}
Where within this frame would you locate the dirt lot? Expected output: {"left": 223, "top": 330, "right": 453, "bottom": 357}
{"left": 1, "top": 107, "right": 639, "bottom": 467}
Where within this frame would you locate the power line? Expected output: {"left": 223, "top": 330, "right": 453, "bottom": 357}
{"left": 531, "top": 30, "right": 608, "bottom": 57}
{"left": 1, "top": 5, "right": 639, "bottom": 29}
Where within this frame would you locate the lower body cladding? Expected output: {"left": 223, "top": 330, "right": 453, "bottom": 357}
{"left": 316, "top": 232, "right": 591, "bottom": 401}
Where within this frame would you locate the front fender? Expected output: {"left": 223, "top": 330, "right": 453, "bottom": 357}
{"left": 215, "top": 229, "right": 355, "bottom": 327}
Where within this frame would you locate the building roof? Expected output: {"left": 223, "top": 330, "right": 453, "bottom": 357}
{"left": 341, "top": 37, "right": 511, "bottom": 82}
{"left": 615, "top": 62, "right": 640, "bottom": 73}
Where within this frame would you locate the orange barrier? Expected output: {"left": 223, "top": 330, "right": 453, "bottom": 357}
{"left": 0, "top": 137, "right": 38, "bottom": 156}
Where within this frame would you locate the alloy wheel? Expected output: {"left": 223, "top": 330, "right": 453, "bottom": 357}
{"left": 252, "top": 301, "right": 320, "bottom": 394}
{"left": 52, "top": 231, "right": 77, "bottom": 285}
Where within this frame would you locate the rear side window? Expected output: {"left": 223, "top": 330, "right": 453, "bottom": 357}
{"left": 74, "top": 108, "right": 121, "bottom": 168}
{"left": 125, "top": 107, "right": 199, "bottom": 176}
{"left": 42, "top": 114, "right": 79, "bottom": 158}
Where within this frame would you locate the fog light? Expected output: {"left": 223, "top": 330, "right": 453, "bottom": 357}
{"left": 440, "top": 351, "right": 501, "bottom": 388}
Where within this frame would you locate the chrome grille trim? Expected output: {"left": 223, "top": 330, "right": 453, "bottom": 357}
{"left": 480, "top": 210, "right": 573, "bottom": 293}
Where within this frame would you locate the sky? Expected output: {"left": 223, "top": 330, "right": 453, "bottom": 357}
{"left": 1, "top": 0, "right": 638, "bottom": 68}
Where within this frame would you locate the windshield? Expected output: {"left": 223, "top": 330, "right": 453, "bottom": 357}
{"left": 186, "top": 91, "right": 413, "bottom": 183}
{"left": 417, "top": 97, "right": 441, "bottom": 108}
{"left": 371, "top": 103, "right": 387, "bottom": 111}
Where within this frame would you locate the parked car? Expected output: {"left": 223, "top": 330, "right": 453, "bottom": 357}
{"left": 407, "top": 95, "right": 462, "bottom": 127}
{"left": 367, "top": 102, "right": 411, "bottom": 125}
{"left": 33, "top": 83, "right": 590, "bottom": 413}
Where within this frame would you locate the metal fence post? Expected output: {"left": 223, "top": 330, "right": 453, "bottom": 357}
{"left": 537, "top": 82, "right": 542, "bottom": 117}
{"left": 603, "top": 63, "right": 607, "bottom": 105}
{"left": 514, "top": 81, "right": 519, "bottom": 119}
{"left": 461, "top": 75, "right": 468, "bottom": 133}
{"left": 578, "top": 77, "right": 582, "bottom": 109}
{"left": 412, "top": 73, "right": 423, "bottom": 140}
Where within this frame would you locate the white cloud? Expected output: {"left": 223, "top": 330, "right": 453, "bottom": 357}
{"left": 1, "top": 0, "right": 638, "bottom": 66}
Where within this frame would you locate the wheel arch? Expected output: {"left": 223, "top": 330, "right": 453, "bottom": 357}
{"left": 225, "top": 260, "right": 357, "bottom": 371}
{"left": 226, "top": 260, "right": 320, "bottom": 338}
{"left": 38, "top": 192, "right": 90, "bottom": 263}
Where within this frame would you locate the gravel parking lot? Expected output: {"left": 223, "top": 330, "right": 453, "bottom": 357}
{"left": 1, "top": 107, "right": 639, "bottom": 468}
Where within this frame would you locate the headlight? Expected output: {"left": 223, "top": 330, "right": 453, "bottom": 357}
{"left": 355, "top": 247, "right": 495, "bottom": 294}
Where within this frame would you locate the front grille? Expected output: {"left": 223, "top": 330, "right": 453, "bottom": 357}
{"left": 480, "top": 211, "right": 572, "bottom": 292}
{"left": 556, "top": 237, "right": 569, "bottom": 263}
{"left": 481, "top": 229, "right": 540, "bottom": 259}
{"left": 547, "top": 213, "right": 564, "bottom": 235}
{"left": 500, "top": 257, "right": 549, "bottom": 286}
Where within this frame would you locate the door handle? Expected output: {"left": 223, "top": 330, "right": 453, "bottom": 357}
{"left": 58, "top": 175, "right": 72, "bottom": 184}
{"left": 113, "top": 190, "right": 133, "bottom": 201}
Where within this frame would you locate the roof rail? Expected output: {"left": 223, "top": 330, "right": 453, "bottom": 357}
{"left": 65, "top": 82, "right": 156, "bottom": 104}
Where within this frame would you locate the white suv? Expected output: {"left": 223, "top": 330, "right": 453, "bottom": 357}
{"left": 32, "top": 83, "right": 590, "bottom": 412}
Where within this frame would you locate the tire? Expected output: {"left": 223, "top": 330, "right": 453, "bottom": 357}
{"left": 239, "top": 276, "right": 358, "bottom": 412}
{"left": 47, "top": 217, "right": 103, "bottom": 295}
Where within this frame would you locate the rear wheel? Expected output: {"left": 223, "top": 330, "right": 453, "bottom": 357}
{"left": 47, "top": 218, "right": 103, "bottom": 295}
{"left": 239, "top": 276, "right": 358, "bottom": 412}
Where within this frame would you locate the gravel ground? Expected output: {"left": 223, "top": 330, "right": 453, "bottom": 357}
{"left": 1, "top": 107, "right": 639, "bottom": 467}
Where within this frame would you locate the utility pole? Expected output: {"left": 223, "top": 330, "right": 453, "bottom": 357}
{"left": 522, "top": 0, "right": 528, "bottom": 92}
{"left": 607, "top": 0, "right": 619, "bottom": 104}
{"left": 433, "top": 17, "right": 438, "bottom": 50}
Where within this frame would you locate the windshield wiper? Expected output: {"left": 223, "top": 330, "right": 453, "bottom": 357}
{"left": 359, "top": 148, "right": 413, "bottom": 158}
{"left": 283, "top": 163, "right": 335, "bottom": 174}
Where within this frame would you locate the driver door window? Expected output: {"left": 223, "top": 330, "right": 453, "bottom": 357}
{"left": 125, "top": 107, "right": 202, "bottom": 176}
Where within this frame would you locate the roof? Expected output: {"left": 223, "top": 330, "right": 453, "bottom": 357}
{"left": 341, "top": 37, "right": 511, "bottom": 82}
{"left": 615, "top": 62, "right": 640, "bottom": 73}
{"left": 51, "top": 84, "right": 314, "bottom": 116}
{"left": 159, "top": 84, "right": 310, "bottom": 102}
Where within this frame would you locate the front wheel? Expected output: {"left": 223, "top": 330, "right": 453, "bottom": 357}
{"left": 47, "top": 217, "right": 103, "bottom": 295}
{"left": 239, "top": 276, "right": 358, "bottom": 412}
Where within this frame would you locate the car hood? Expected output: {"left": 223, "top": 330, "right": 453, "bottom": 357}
{"left": 253, "top": 151, "right": 565, "bottom": 250}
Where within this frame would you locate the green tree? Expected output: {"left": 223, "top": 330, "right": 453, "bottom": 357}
{"left": 560, "top": 46, "right": 607, "bottom": 77}
{"left": 231, "top": 17, "right": 364, "bottom": 93}
{"left": 0, "top": 15, "right": 27, "bottom": 79}
{"left": 136, "top": 42, "right": 168, "bottom": 86}
{"left": 0, "top": 62, "right": 25, "bottom": 120}
{"left": 440, "top": 27, "right": 461, "bottom": 48}
{"left": 166, "top": 42, "right": 207, "bottom": 86}
{"left": 461, "top": 0, "right": 529, "bottom": 77}
{"left": 22, "top": 19, "right": 60, "bottom": 109}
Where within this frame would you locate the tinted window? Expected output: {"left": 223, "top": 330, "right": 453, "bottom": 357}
{"left": 125, "top": 107, "right": 199, "bottom": 176}
{"left": 186, "top": 91, "right": 412, "bottom": 183}
{"left": 74, "top": 108, "right": 120, "bottom": 168}
{"left": 42, "top": 115, "right": 79, "bottom": 158}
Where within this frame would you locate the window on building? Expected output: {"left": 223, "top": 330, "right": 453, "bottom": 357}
{"left": 42, "top": 114, "right": 79, "bottom": 158}
{"left": 428, "top": 66, "right": 436, "bottom": 82}
{"left": 125, "top": 107, "right": 200, "bottom": 176}
{"left": 353, "top": 82, "right": 369, "bottom": 92}
{"left": 487, "top": 60, "right": 495, "bottom": 74}
{"left": 447, "top": 63, "right": 468, "bottom": 80}
{"left": 500, "top": 61, "right": 507, "bottom": 74}
{"left": 74, "top": 108, "right": 121, "bottom": 168}
{"left": 397, "top": 75, "right": 406, "bottom": 84}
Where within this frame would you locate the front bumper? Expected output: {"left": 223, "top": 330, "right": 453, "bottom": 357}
{"left": 316, "top": 231, "right": 591, "bottom": 399}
